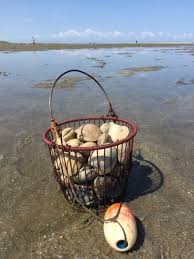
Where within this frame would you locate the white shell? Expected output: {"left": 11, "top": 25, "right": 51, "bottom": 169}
{"left": 54, "top": 152, "right": 83, "bottom": 177}
{"left": 90, "top": 147, "right": 117, "bottom": 175}
{"left": 108, "top": 124, "right": 130, "bottom": 142}
{"left": 104, "top": 203, "right": 137, "bottom": 252}
{"left": 100, "top": 122, "right": 115, "bottom": 134}
{"left": 76, "top": 124, "right": 101, "bottom": 142}
{"left": 73, "top": 166, "right": 97, "bottom": 184}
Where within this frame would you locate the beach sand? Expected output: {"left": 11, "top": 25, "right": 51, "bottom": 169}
{"left": 0, "top": 42, "right": 194, "bottom": 52}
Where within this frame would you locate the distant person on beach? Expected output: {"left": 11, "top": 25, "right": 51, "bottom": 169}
{"left": 32, "top": 35, "right": 36, "bottom": 45}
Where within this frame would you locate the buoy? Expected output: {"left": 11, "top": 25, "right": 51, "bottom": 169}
{"left": 103, "top": 203, "right": 137, "bottom": 252}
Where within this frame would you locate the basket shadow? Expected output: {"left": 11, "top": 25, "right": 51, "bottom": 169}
{"left": 121, "top": 149, "right": 164, "bottom": 252}
{"left": 125, "top": 149, "right": 164, "bottom": 201}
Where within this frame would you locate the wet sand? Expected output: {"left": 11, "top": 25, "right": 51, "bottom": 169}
{"left": 0, "top": 47, "right": 194, "bottom": 258}
{"left": 33, "top": 76, "right": 86, "bottom": 89}
{"left": 0, "top": 42, "right": 194, "bottom": 52}
{"left": 118, "top": 66, "right": 165, "bottom": 77}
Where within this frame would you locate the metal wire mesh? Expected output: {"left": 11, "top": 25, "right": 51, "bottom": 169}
{"left": 43, "top": 116, "right": 137, "bottom": 208}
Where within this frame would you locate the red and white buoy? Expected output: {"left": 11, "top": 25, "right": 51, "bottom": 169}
{"left": 103, "top": 203, "right": 137, "bottom": 252}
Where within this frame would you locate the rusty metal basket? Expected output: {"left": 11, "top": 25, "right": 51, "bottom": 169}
{"left": 42, "top": 69, "right": 138, "bottom": 209}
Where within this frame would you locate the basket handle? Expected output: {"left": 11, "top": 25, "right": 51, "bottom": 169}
{"left": 49, "top": 69, "right": 117, "bottom": 121}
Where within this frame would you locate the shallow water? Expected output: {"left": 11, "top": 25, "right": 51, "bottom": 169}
{"left": 0, "top": 47, "right": 194, "bottom": 258}
{"left": 1, "top": 47, "right": 194, "bottom": 161}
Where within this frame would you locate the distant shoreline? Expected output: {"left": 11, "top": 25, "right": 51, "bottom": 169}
{"left": 0, "top": 42, "right": 194, "bottom": 52}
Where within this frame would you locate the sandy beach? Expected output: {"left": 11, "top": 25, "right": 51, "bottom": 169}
{"left": 0, "top": 41, "right": 194, "bottom": 52}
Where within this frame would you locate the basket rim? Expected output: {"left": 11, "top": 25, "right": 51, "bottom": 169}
{"left": 42, "top": 115, "right": 138, "bottom": 151}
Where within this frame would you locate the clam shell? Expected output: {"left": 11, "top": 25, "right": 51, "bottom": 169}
{"left": 118, "top": 143, "right": 130, "bottom": 164}
{"left": 110, "top": 163, "right": 123, "bottom": 178}
{"left": 62, "top": 127, "right": 76, "bottom": 141}
{"left": 94, "top": 176, "right": 118, "bottom": 198}
{"left": 97, "top": 133, "right": 109, "bottom": 145}
{"left": 54, "top": 152, "right": 83, "bottom": 177}
{"left": 66, "top": 138, "right": 80, "bottom": 147}
{"left": 76, "top": 124, "right": 102, "bottom": 142}
{"left": 56, "top": 127, "right": 76, "bottom": 145}
{"left": 100, "top": 122, "right": 115, "bottom": 134}
{"left": 90, "top": 147, "right": 117, "bottom": 175}
{"left": 79, "top": 142, "right": 96, "bottom": 157}
{"left": 108, "top": 124, "right": 130, "bottom": 142}
{"left": 73, "top": 166, "right": 98, "bottom": 184}
{"left": 75, "top": 185, "right": 95, "bottom": 206}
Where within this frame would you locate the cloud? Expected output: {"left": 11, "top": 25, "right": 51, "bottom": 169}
{"left": 52, "top": 28, "right": 127, "bottom": 39}
{"left": 140, "top": 31, "right": 156, "bottom": 38}
{"left": 51, "top": 28, "right": 194, "bottom": 41}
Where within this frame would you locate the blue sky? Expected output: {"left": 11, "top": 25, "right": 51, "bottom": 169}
{"left": 1, "top": 0, "right": 194, "bottom": 43}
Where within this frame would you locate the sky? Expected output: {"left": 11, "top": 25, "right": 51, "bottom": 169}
{"left": 1, "top": 0, "right": 194, "bottom": 43}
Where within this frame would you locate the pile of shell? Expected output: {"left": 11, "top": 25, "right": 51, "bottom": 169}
{"left": 54, "top": 122, "right": 131, "bottom": 206}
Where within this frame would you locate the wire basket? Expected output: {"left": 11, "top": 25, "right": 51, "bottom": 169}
{"left": 42, "top": 69, "right": 138, "bottom": 209}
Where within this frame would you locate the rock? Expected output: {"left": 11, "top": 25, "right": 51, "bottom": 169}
{"left": 76, "top": 124, "right": 102, "bottom": 142}
{"left": 90, "top": 147, "right": 117, "bottom": 175}
{"left": 97, "top": 133, "right": 110, "bottom": 145}
{"left": 100, "top": 122, "right": 115, "bottom": 134}
{"left": 66, "top": 138, "right": 80, "bottom": 147}
{"left": 54, "top": 152, "right": 83, "bottom": 178}
{"left": 118, "top": 143, "right": 130, "bottom": 164}
{"left": 94, "top": 176, "right": 118, "bottom": 198}
{"left": 79, "top": 142, "right": 96, "bottom": 157}
{"left": 73, "top": 166, "right": 98, "bottom": 184}
{"left": 56, "top": 127, "right": 76, "bottom": 145}
{"left": 108, "top": 124, "right": 130, "bottom": 142}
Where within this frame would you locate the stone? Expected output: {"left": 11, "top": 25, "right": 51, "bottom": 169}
{"left": 73, "top": 166, "right": 98, "bottom": 184}
{"left": 66, "top": 138, "right": 80, "bottom": 147}
{"left": 90, "top": 147, "right": 117, "bottom": 175}
{"left": 100, "top": 122, "right": 115, "bottom": 134}
{"left": 54, "top": 152, "right": 83, "bottom": 178}
{"left": 76, "top": 124, "right": 102, "bottom": 142}
{"left": 108, "top": 124, "right": 130, "bottom": 142}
